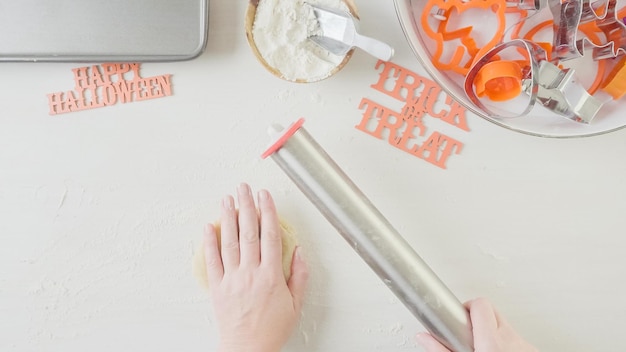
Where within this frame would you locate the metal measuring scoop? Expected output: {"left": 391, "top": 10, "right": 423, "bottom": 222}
{"left": 308, "top": 3, "right": 394, "bottom": 61}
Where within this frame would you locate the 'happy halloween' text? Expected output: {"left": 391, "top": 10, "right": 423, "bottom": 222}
{"left": 356, "top": 61, "right": 469, "bottom": 169}
{"left": 47, "top": 63, "right": 172, "bottom": 115}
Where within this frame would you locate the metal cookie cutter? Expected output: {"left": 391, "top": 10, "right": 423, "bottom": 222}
{"left": 532, "top": 60, "right": 603, "bottom": 123}
{"left": 588, "top": 0, "right": 626, "bottom": 57}
{"left": 465, "top": 39, "right": 603, "bottom": 123}
{"left": 520, "top": 16, "right": 609, "bottom": 94}
{"left": 550, "top": 0, "right": 626, "bottom": 61}
{"left": 506, "top": 0, "right": 548, "bottom": 10}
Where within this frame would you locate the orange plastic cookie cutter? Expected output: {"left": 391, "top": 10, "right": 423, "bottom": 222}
{"left": 473, "top": 60, "right": 524, "bottom": 101}
{"left": 601, "top": 55, "right": 626, "bottom": 99}
{"left": 466, "top": 6, "right": 529, "bottom": 71}
{"left": 422, "top": 0, "right": 507, "bottom": 75}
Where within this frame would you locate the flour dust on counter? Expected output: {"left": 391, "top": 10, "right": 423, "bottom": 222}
{"left": 361, "top": 322, "right": 414, "bottom": 348}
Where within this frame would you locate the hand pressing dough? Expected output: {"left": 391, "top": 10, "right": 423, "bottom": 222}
{"left": 193, "top": 220, "right": 297, "bottom": 289}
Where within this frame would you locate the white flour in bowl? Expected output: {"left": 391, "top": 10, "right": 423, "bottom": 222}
{"left": 252, "top": 0, "right": 351, "bottom": 82}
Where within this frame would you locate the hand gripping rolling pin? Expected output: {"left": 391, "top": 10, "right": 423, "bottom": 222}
{"left": 261, "top": 118, "right": 474, "bottom": 352}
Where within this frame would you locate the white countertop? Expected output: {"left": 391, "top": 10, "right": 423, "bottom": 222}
{"left": 1, "top": 1, "right": 626, "bottom": 351}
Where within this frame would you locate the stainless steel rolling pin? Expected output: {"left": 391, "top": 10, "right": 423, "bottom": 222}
{"left": 261, "top": 118, "right": 474, "bottom": 352}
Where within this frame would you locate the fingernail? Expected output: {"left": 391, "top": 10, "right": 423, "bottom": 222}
{"left": 258, "top": 189, "right": 270, "bottom": 201}
{"left": 222, "top": 196, "right": 234, "bottom": 209}
{"left": 414, "top": 333, "right": 428, "bottom": 345}
{"left": 238, "top": 183, "right": 251, "bottom": 196}
{"left": 295, "top": 246, "right": 302, "bottom": 259}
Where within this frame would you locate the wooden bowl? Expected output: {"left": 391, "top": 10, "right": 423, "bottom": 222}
{"left": 245, "top": 0, "right": 359, "bottom": 83}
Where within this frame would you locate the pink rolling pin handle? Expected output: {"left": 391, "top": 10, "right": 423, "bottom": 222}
{"left": 261, "top": 117, "right": 305, "bottom": 159}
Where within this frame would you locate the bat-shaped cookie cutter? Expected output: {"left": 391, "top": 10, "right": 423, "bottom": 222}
{"left": 550, "top": 0, "right": 626, "bottom": 61}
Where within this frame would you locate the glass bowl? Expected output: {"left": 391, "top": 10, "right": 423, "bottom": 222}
{"left": 394, "top": 0, "right": 626, "bottom": 138}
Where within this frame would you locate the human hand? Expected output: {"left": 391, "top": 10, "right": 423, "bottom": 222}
{"left": 416, "top": 298, "right": 538, "bottom": 352}
{"left": 203, "top": 183, "right": 309, "bottom": 352}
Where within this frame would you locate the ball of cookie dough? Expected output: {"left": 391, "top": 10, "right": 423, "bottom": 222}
{"left": 193, "top": 220, "right": 297, "bottom": 289}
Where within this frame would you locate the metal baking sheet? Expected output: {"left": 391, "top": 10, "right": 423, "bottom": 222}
{"left": 0, "top": 0, "right": 209, "bottom": 62}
